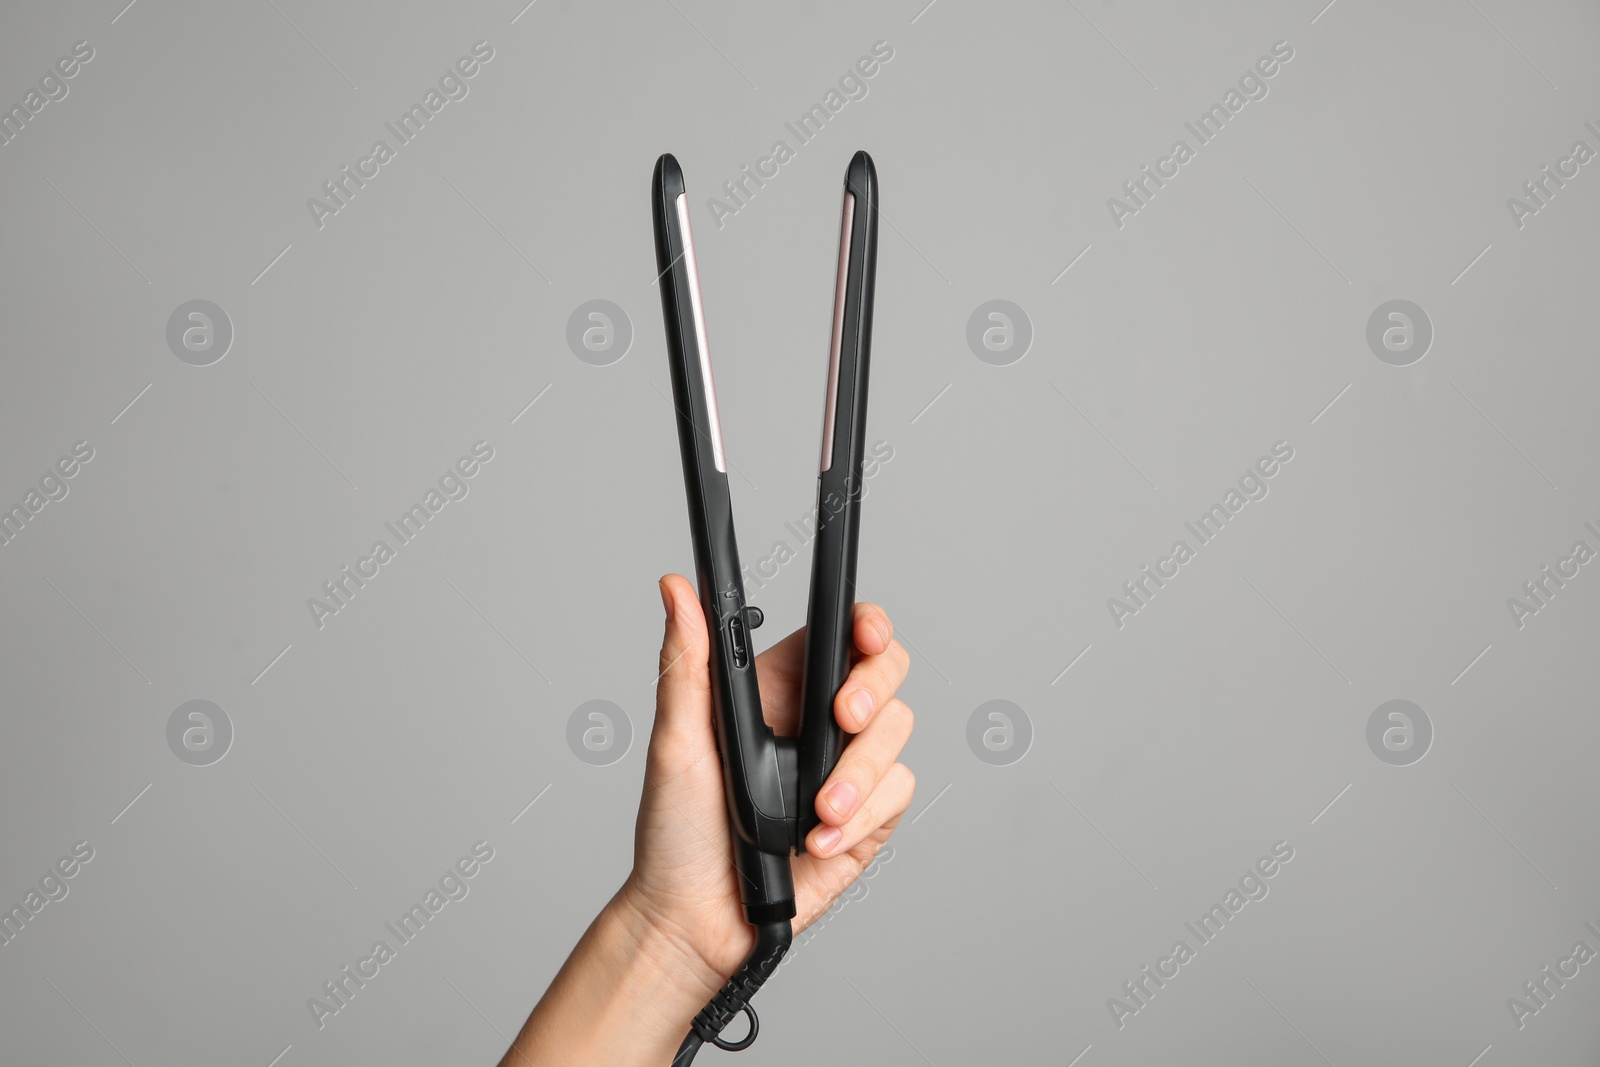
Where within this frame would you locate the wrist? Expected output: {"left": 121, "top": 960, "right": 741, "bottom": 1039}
{"left": 500, "top": 885, "right": 728, "bottom": 1067}
{"left": 611, "top": 879, "right": 728, "bottom": 1002}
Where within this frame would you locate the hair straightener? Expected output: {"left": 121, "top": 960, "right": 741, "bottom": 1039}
{"left": 652, "top": 149, "right": 878, "bottom": 1064}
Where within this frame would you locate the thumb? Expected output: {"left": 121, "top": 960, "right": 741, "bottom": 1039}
{"left": 652, "top": 574, "right": 714, "bottom": 754}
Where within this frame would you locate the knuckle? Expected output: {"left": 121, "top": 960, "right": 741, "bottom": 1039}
{"left": 849, "top": 793, "right": 881, "bottom": 833}
{"left": 866, "top": 660, "right": 896, "bottom": 696}
{"left": 882, "top": 697, "right": 913, "bottom": 735}
{"left": 829, "top": 751, "right": 867, "bottom": 787}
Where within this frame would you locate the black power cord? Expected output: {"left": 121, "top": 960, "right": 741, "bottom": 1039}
{"left": 671, "top": 922, "right": 793, "bottom": 1065}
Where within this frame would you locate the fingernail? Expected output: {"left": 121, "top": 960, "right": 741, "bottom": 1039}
{"left": 873, "top": 619, "right": 890, "bottom": 646}
{"left": 825, "top": 780, "right": 858, "bottom": 818}
{"left": 659, "top": 579, "right": 674, "bottom": 622}
{"left": 848, "top": 689, "right": 874, "bottom": 726}
{"left": 812, "top": 826, "right": 842, "bottom": 854}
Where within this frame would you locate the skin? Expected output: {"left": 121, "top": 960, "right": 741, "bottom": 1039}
{"left": 499, "top": 574, "right": 915, "bottom": 1065}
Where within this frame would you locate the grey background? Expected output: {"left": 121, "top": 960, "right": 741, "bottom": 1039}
{"left": 1, "top": 0, "right": 1597, "bottom": 1064}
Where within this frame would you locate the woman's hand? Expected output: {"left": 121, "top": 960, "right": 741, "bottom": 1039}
{"left": 500, "top": 575, "right": 914, "bottom": 1067}
{"left": 621, "top": 573, "right": 916, "bottom": 982}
